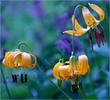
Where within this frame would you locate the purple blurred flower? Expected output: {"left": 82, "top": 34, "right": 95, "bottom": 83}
{"left": 55, "top": 35, "right": 82, "bottom": 56}
{"left": 52, "top": 10, "right": 73, "bottom": 34}
{"left": 53, "top": 13, "right": 68, "bottom": 33}
{"left": 31, "top": 1, "right": 45, "bottom": 20}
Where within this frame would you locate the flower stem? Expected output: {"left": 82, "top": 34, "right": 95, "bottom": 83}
{"left": 17, "top": 41, "right": 32, "bottom": 53}
{"left": 1, "top": 66, "right": 11, "bottom": 99}
{"left": 72, "top": 4, "right": 82, "bottom": 53}
{"left": 78, "top": 84, "right": 86, "bottom": 100}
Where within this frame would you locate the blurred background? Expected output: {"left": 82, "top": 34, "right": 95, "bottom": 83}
{"left": 0, "top": 0, "right": 109, "bottom": 99}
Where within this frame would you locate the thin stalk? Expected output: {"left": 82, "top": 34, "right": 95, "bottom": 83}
{"left": 17, "top": 42, "right": 32, "bottom": 53}
{"left": 78, "top": 85, "right": 86, "bottom": 100}
{"left": 1, "top": 66, "right": 11, "bottom": 99}
{"left": 72, "top": 5, "right": 82, "bottom": 53}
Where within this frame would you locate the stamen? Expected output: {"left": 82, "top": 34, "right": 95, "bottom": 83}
{"left": 94, "top": 29, "right": 101, "bottom": 48}
{"left": 88, "top": 32, "right": 93, "bottom": 50}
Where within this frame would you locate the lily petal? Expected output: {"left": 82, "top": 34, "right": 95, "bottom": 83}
{"left": 30, "top": 54, "right": 37, "bottom": 68}
{"left": 21, "top": 52, "right": 31, "bottom": 68}
{"left": 63, "top": 27, "right": 89, "bottom": 36}
{"left": 82, "top": 6, "right": 99, "bottom": 28}
{"left": 72, "top": 16, "right": 82, "bottom": 30}
{"left": 88, "top": 3, "right": 105, "bottom": 21}
{"left": 77, "top": 55, "right": 90, "bottom": 75}
{"left": 13, "top": 51, "right": 22, "bottom": 67}
{"left": 2, "top": 52, "right": 13, "bottom": 67}
{"left": 58, "top": 65, "right": 74, "bottom": 80}
{"left": 53, "top": 62, "right": 63, "bottom": 80}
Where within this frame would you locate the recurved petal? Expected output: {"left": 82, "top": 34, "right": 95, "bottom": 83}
{"left": 30, "top": 54, "right": 37, "bottom": 68}
{"left": 21, "top": 52, "right": 31, "bottom": 68}
{"left": 2, "top": 52, "right": 13, "bottom": 67}
{"left": 63, "top": 27, "right": 89, "bottom": 36}
{"left": 13, "top": 52, "right": 22, "bottom": 68}
{"left": 58, "top": 65, "right": 73, "bottom": 80}
{"left": 77, "top": 55, "right": 90, "bottom": 75}
{"left": 88, "top": 3, "right": 105, "bottom": 21}
{"left": 53, "top": 62, "right": 63, "bottom": 80}
{"left": 4, "top": 52, "right": 19, "bottom": 68}
{"left": 72, "top": 15, "right": 82, "bottom": 30}
{"left": 82, "top": 6, "right": 99, "bottom": 28}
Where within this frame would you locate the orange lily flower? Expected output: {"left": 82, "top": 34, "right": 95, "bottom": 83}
{"left": 63, "top": 3, "right": 106, "bottom": 49}
{"left": 2, "top": 50, "right": 37, "bottom": 68}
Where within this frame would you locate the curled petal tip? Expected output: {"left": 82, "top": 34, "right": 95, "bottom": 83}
{"left": 63, "top": 31, "right": 66, "bottom": 34}
{"left": 89, "top": 3, "right": 105, "bottom": 21}
{"left": 63, "top": 30, "right": 74, "bottom": 35}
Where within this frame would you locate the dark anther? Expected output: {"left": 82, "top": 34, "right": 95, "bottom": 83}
{"left": 12, "top": 74, "right": 18, "bottom": 83}
{"left": 21, "top": 74, "right": 27, "bottom": 83}
{"left": 88, "top": 32, "right": 93, "bottom": 50}
{"left": 71, "top": 84, "right": 78, "bottom": 92}
{"left": 94, "top": 29, "right": 101, "bottom": 48}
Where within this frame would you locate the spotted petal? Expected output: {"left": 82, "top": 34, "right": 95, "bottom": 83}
{"left": 88, "top": 3, "right": 105, "bottom": 21}
{"left": 82, "top": 6, "right": 99, "bottom": 28}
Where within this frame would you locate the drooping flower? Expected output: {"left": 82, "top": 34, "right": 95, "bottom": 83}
{"left": 53, "top": 54, "right": 90, "bottom": 80}
{"left": 82, "top": 3, "right": 106, "bottom": 48}
{"left": 63, "top": 3, "right": 106, "bottom": 49}
{"left": 2, "top": 49, "right": 37, "bottom": 68}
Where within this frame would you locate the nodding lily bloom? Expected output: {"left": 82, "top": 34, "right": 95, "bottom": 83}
{"left": 82, "top": 3, "right": 106, "bottom": 48}
{"left": 2, "top": 50, "right": 37, "bottom": 68}
{"left": 63, "top": 3, "right": 106, "bottom": 49}
{"left": 53, "top": 55, "right": 90, "bottom": 80}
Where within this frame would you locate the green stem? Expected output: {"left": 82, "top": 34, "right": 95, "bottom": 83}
{"left": 1, "top": 66, "right": 11, "bottom": 99}
{"left": 37, "top": 62, "right": 72, "bottom": 100}
{"left": 78, "top": 85, "right": 86, "bottom": 100}
{"left": 17, "top": 42, "right": 32, "bottom": 53}
{"left": 72, "top": 4, "right": 82, "bottom": 53}
{"left": 71, "top": 79, "right": 86, "bottom": 100}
